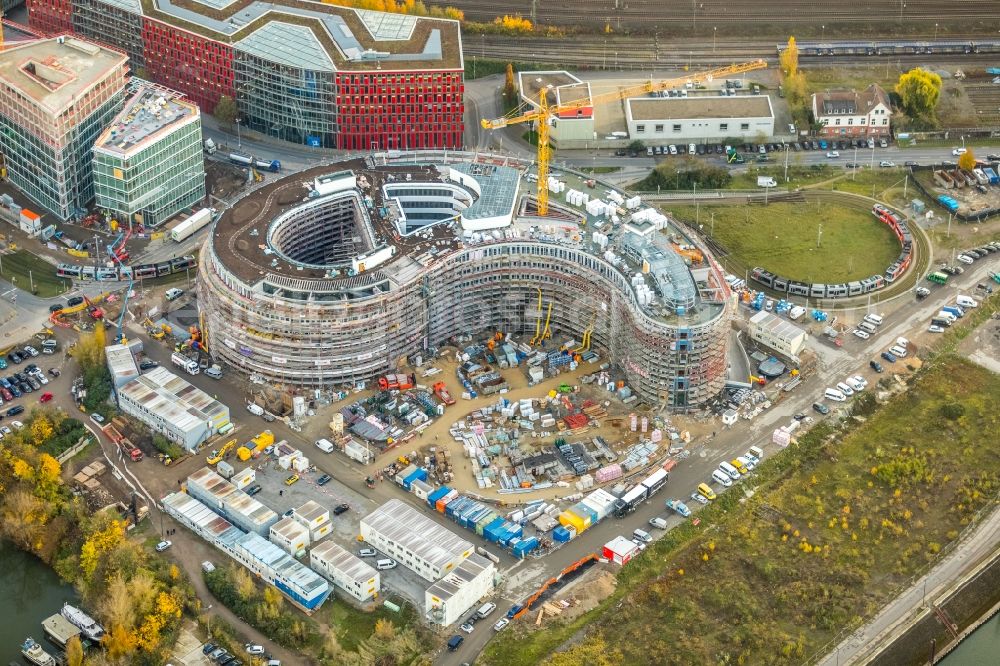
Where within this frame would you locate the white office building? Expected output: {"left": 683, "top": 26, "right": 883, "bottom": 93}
{"left": 310, "top": 541, "right": 380, "bottom": 603}
{"left": 625, "top": 95, "right": 775, "bottom": 142}
{"left": 425, "top": 553, "right": 496, "bottom": 626}
{"left": 748, "top": 310, "right": 808, "bottom": 359}
{"left": 117, "top": 367, "right": 230, "bottom": 451}
{"left": 360, "top": 499, "right": 473, "bottom": 582}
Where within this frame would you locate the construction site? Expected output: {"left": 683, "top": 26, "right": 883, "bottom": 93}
{"left": 198, "top": 151, "right": 734, "bottom": 420}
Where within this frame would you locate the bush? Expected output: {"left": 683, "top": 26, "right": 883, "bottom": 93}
{"left": 152, "top": 434, "right": 184, "bottom": 460}
{"left": 634, "top": 159, "right": 732, "bottom": 191}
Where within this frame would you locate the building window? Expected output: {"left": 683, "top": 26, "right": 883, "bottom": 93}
{"left": 654, "top": 124, "right": 663, "bottom": 132}
{"left": 740, "top": 123, "right": 749, "bottom": 130}
{"left": 719, "top": 123, "right": 728, "bottom": 131}
{"left": 848, "top": 118, "right": 853, "bottom": 125}
{"left": 672, "top": 124, "right": 681, "bottom": 132}
{"left": 636, "top": 125, "right": 645, "bottom": 133}
{"left": 882, "top": 118, "right": 888, "bottom": 125}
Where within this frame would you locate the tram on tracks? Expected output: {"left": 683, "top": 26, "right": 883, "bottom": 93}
{"left": 778, "top": 39, "right": 1000, "bottom": 57}
{"left": 750, "top": 205, "right": 912, "bottom": 299}
{"left": 56, "top": 255, "right": 196, "bottom": 282}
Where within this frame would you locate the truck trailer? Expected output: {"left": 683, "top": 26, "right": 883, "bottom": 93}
{"left": 170, "top": 208, "right": 215, "bottom": 243}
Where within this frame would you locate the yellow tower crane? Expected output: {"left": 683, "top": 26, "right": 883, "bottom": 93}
{"left": 480, "top": 60, "right": 768, "bottom": 216}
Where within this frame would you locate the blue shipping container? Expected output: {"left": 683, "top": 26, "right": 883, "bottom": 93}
{"left": 553, "top": 526, "right": 572, "bottom": 542}
{"left": 512, "top": 536, "right": 540, "bottom": 558}
{"left": 427, "top": 486, "right": 449, "bottom": 507}
{"left": 484, "top": 518, "right": 506, "bottom": 542}
{"left": 446, "top": 497, "right": 471, "bottom": 519}
{"left": 402, "top": 467, "right": 428, "bottom": 490}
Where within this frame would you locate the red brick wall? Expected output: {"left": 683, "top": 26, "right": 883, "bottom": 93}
{"left": 25, "top": 0, "right": 74, "bottom": 35}
{"left": 141, "top": 19, "right": 234, "bottom": 113}
{"left": 335, "top": 70, "right": 464, "bottom": 150}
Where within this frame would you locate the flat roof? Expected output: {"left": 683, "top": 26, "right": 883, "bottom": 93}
{"left": 119, "top": 366, "right": 228, "bottom": 435}
{"left": 425, "top": 553, "right": 493, "bottom": 603}
{"left": 311, "top": 540, "right": 378, "bottom": 586}
{"left": 105, "top": 343, "right": 139, "bottom": 382}
{"left": 234, "top": 531, "right": 328, "bottom": 597}
{"left": 449, "top": 162, "right": 520, "bottom": 221}
{"left": 125, "top": 0, "right": 461, "bottom": 71}
{"left": 96, "top": 85, "right": 199, "bottom": 155}
{"left": 518, "top": 70, "right": 591, "bottom": 107}
{"left": 270, "top": 516, "right": 309, "bottom": 541}
{"left": 362, "top": 499, "right": 472, "bottom": 573}
{"left": 749, "top": 310, "right": 806, "bottom": 342}
{"left": 627, "top": 95, "right": 773, "bottom": 121}
{"left": 293, "top": 500, "right": 328, "bottom": 525}
{"left": 0, "top": 37, "right": 127, "bottom": 115}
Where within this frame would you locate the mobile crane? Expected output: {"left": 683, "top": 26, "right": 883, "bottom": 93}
{"left": 481, "top": 60, "right": 767, "bottom": 216}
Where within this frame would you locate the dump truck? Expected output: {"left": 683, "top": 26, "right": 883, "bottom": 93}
{"left": 432, "top": 381, "right": 455, "bottom": 406}
{"left": 103, "top": 424, "right": 143, "bottom": 461}
{"left": 378, "top": 373, "right": 414, "bottom": 391}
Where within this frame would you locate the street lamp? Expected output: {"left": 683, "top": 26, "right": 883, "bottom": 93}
{"left": 235, "top": 118, "right": 242, "bottom": 149}
{"left": 713, "top": 27, "right": 717, "bottom": 54}
{"left": 934, "top": 23, "right": 939, "bottom": 40}
{"left": 821, "top": 25, "right": 825, "bottom": 41}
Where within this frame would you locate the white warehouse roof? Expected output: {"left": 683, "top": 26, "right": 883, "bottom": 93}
{"left": 362, "top": 499, "right": 473, "bottom": 573}
{"left": 749, "top": 310, "right": 806, "bottom": 342}
{"left": 119, "top": 366, "right": 228, "bottom": 435}
{"left": 311, "top": 541, "right": 378, "bottom": 587}
{"left": 424, "top": 552, "right": 494, "bottom": 604}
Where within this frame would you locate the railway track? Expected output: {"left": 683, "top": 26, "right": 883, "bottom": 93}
{"left": 453, "top": 0, "right": 1000, "bottom": 34}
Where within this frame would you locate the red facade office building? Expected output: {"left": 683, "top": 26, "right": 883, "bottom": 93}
{"left": 25, "top": 0, "right": 464, "bottom": 150}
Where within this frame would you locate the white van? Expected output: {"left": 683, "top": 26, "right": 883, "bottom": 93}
{"left": 956, "top": 295, "right": 979, "bottom": 308}
{"left": 863, "top": 313, "right": 883, "bottom": 326}
{"left": 648, "top": 517, "right": 668, "bottom": 529}
{"left": 824, "top": 388, "right": 847, "bottom": 402}
{"left": 711, "top": 469, "right": 733, "bottom": 487}
{"left": 632, "top": 528, "right": 652, "bottom": 543}
{"left": 165, "top": 288, "right": 184, "bottom": 301}
{"left": 688, "top": 143, "right": 697, "bottom": 155}
{"left": 247, "top": 403, "right": 265, "bottom": 416}
{"left": 936, "top": 311, "right": 957, "bottom": 323}
{"left": 889, "top": 345, "right": 908, "bottom": 358}
{"left": 858, "top": 321, "right": 877, "bottom": 334}
{"left": 41, "top": 339, "right": 58, "bottom": 349}
{"left": 376, "top": 559, "right": 397, "bottom": 570}
{"left": 895, "top": 337, "right": 910, "bottom": 349}
{"left": 718, "top": 461, "right": 741, "bottom": 480}
{"left": 476, "top": 602, "right": 497, "bottom": 619}
{"left": 315, "top": 438, "right": 335, "bottom": 453}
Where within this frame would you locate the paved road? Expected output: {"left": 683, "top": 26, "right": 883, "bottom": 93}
{"left": 436, "top": 254, "right": 1000, "bottom": 666}
{"left": 820, "top": 507, "right": 1000, "bottom": 666}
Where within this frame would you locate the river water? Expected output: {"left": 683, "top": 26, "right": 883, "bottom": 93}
{"left": 0, "top": 539, "right": 79, "bottom": 664}
{"left": 940, "top": 612, "right": 1000, "bottom": 665}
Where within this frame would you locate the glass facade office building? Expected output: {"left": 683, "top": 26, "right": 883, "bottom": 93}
{"left": 93, "top": 86, "right": 206, "bottom": 227}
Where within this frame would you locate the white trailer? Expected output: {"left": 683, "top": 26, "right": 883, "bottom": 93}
{"left": 170, "top": 208, "right": 214, "bottom": 243}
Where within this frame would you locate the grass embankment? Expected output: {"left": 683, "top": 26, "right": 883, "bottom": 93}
{"left": 0, "top": 250, "right": 67, "bottom": 297}
{"left": 465, "top": 59, "right": 562, "bottom": 81}
{"left": 205, "top": 564, "right": 433, "bottom": 664}
{"left": 665, "top": 200, "right": 899, "bottom": 283}
{"left": 486, "top": 337, "right": 1000, "bottom": 665}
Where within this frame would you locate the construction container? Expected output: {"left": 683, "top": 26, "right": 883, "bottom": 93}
{"left": 571, "top": 501, "right": 599, "bottom": 526}
{"left": 401, "top": 467, "right": 428, "bottom": 490}
{"left": 512, "top": 536, "right": 540, "bottom": 558}
{"left": 394, "top": 464, "right": 418, "bottom": 486}
{"left": 411, "top": 478, "right": 433, "bottom": 501}
{"left": 483, "top": 518, "right": 507, "bottom": 543}
{"left": 427, "top": 486, "right": 450, "bottom": 508}
{"left": 553, "top": 526, "right": 573, "bottom": 542}
{"left": 231, "top": 467, "right": 256, "bottom": 490}
{"left": 558, "top": 508, "right": 590, "bottom": 534}
{"left": 437, "top": 489, "right": 459, "bottom": 513}
{"left": 446, "top": 496, "right": 472, "bottom": 519}
{"left": 216, "top": 461, "right": 235, "bottom": 480}
{"left": 475, "top": 511, "right": 499, "bottom": 535}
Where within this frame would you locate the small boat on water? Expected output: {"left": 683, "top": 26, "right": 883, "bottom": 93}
{"left": 60, "top": 603, "right": 105, "bottom": 641}
{"left": 20, "top": 637, "right": 55, "bottom": 666}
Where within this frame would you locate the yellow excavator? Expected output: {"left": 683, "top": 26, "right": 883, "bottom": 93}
{"left": 207, "top": 438, "right": 237, "bottom": 465}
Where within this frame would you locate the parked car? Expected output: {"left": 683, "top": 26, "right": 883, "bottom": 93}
{"left": 203, "top": 643, "right": 218, "bottom": 655}
{"left": 928, "top": 325, "right": 945, "bottom": 333}
{"left": 90, "top": 413, "right": 106, "bottom": 426}
{"left": 697, "top": 483, "right": 717, "bottom": 500}
{"left": 689, "top": 491, "right": 709, "bottom": 505}
{"left": 853, "top": 329, "right": 870, "bottom": 340}
{"left": 245, "top": 645, "right": 265, "bottom": 656}
{"left": 39, "top": 391, "right": 53, "bottom": 403}
{"left": 155, "top": 540, "right": 172, "bottom": 552}
{"left": 905, "top": 160, "right": 919, "bottom": 167}
{"left": 139, "top": 360, "right": 158, "bottom": 370}
{"left": 316, "top": 474, "right": 332, "bottom": 486}
{"left": 245, "top": 484, "right": 262, "bottom": 496}
{"left": 879, "top": 160, "right": 895, "bottom": 168}
{"left": 23, "top": 346, "right": 38, "bottom": 357}
{"left": 6, "top": 405, "right": 24, "bottom": 417}
{"left": 358, "top": 548, "right": 376, "bottom": 557}
{"left": 881, "top": 351, "right": 897, "bottom": 363}
{"left": 956, "top": 254, "right": 975, "bottom": 264}
{"left": 333, "top": 503, "right": 350, "bottom": 515}
{"left": 284, "top": 474, "right": 299, "bottom": 485}
{"left": 49, "top": 368, "right": 61, "bottom": 377}
{"left": 813, "top": 402, "right": 830, "bottom": 415}
{"left": 493, "top": 618, "right": 510, "bottom": 632}
{"left": 460, "top": 623, "right": 474, "bottom": 634}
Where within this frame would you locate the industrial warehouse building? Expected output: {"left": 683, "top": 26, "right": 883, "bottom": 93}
{"left": 425, "top": 553, "right": 496, "bottom": 626}
{"left": 162, "top": 491, "right": 331, "bottom": 611}
{"left": 748, "top": 311, "right": 808, "bottom": 359}
{"left": 93, "top": 84, "right": 206, "bottom": 227}
{"left": 0, "top": 36, "right": 128, "bottom": 220}
{"left": 117, "top": 367, "right": 230, "bottom": 451}
{"left": 360, "top": 499, "right": 474, "bottom": 583}
{"left": 518, "top": 71, "right": 594, "bottom": 147}
{"left": 625, "top": 95, "right": 775, "bottom": 142}
{"left": 27, "top": 0, "right": 464, "bottom": 150}
{"left": 310, "top": 541, "right": 380, "bottom": 603}
{"left": 186, "top": 467, "right": 279, "bottom": 537}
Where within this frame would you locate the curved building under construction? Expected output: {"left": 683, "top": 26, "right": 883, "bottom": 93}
{"left": 198, "top": 153, "right": 733, "bottom": 410}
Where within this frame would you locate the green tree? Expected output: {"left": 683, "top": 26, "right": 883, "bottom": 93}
{"left": 957, "top": 149, "right": 976, "bottom": 171}
{"left": 628, "top": 139, "right": 646, "bottom": 153}
{"left": 895, "top": 68, "right": 942, "bottom": 123}
{"left": 213, "top": 95, "right": 238, "bottom": 126}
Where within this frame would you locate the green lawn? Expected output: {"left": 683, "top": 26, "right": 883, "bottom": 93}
{"left": 0, "top": 251, "right": 68, "bottom": 297}
{"left": 664, "top": 200, "right": 900, "bottom": 283}
{"left": 485, "top": 346, "right": 1000, "bottom": 666}
{"left": 324, "top": 597, "right": 419, "bottom": 652}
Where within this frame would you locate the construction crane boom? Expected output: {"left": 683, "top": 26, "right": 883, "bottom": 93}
{"left": 481, "top": 59, "right": 768, "bottom": 216}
